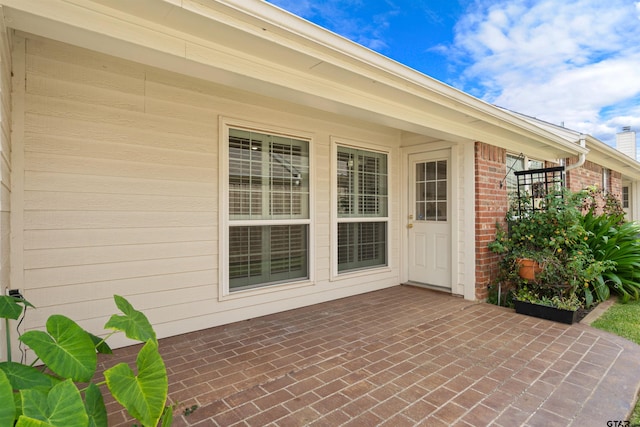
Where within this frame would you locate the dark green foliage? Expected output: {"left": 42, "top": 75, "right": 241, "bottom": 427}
{"left": 0, "top": 295, "right": 173, "bottom": 427}
{"left": 491, "top": 185, "right": 640, "bottom": 310}
{"left": 582, "top": 210, "right": 640, "bottom": 302}
{"left": 490, "top": 189, "right": 612, "bottom": 308}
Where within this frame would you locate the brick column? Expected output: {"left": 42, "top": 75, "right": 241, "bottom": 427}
{"left": 474, "top": 142, "right": 508, "bottom": 300}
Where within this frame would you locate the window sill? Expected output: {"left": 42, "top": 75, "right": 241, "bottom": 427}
{"left": 330, "top": 266, "right": 392, "bottom": 282}
{"left": 219, "top": 279, "right": 315, "bottom": 301}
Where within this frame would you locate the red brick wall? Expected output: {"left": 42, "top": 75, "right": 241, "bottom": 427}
{"left": 566, "top": 157, "right": 623, "bottom": 205}
{"left": 474, "top": 142, "right": 508, "bottom": 300}
{"left": 566, "top": 158, "right": 602, "bottom": 192}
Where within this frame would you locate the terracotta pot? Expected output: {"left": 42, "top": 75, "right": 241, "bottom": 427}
{"left": 516, "top": 258, "right": 542, "bottom": 281}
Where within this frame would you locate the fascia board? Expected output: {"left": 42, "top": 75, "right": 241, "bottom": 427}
{"left": 585, "top": 136, "right": 640, "bottom": 180}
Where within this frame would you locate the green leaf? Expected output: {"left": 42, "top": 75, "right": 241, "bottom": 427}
{"left": 14, "top": 392, "right": 23, "bottom": 419}
{"left": 0, "top": 369, "right": 16, "bottom": 425}
{"left": 15, "top": 416, "right": 53, "bottom": 427}
{"left": 160, "top": 405, "right": 173, "bottom": 427}
{"left": 85, "top": 383, "right": 107, "bottom": 427}
{"left": 19, "top": 315, "right": 97, "bottom": 382}
{"left": 105, "top": 340, "right": 167, "bottom": 427}
{"left": 19, "top": 379, "right": 88, "bottom": 427}
{"left": 104, "top": 295, "right": 156, "bottom": 343}
{"left": 585, "top": 287, "right": 593, "bottom": 308}
{"left": 0, "top": 362, "right": 57, "bottom": 391}
{"left": 88, "top": 333, "right": 112, "bottom": 355}
{"left": 0, "top": 295, "right": 25, "bottom": 320}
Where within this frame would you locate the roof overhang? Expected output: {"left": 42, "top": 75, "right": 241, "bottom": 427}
{"left": 1, "top": 0, "right": 587, "bottom": 158}
{"left": 585, "top": 136, "right": 640, "bottom": 181}
{"left": 506, "top": 109, "right": 640, "bottom": 181}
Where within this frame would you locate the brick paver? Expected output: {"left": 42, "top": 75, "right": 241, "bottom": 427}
{"left": 100, "top": 286, "right": 640, "bottom": 426}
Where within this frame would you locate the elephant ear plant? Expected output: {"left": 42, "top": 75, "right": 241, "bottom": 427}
{"left": 0, "top": 294, "right": 172, "bottom": 427}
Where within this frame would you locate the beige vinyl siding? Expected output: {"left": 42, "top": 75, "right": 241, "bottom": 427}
{"left": 20, "top": 35, "right": 219, "bottom": 346}
{"left": 0, "top": 22, "right": 12, "bottom": 361}
{"left": 15, "top": 34, "right": 401, "bottom": 348}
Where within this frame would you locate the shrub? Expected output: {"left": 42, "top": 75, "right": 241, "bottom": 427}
{"left": 0, "top": 294, "right": 172, "bottom": 427}
{"left": 582, "top": 210, "right": 640, "bottom": 302}
{"left": 489, "top": 189, "right": 612, "bottom": 308}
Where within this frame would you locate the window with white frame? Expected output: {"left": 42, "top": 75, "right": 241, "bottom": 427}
{"left": 505, "top": 153, "right": 544, "bottom": 196}
{"left": 623, "top": 186, "right": 630, "bottom": 208}
{"left": 336, "top": 145, "right": 388, "bottom": 272}
{"left": 227, "top": 128, "right": 310, "bottom": 291}
{"left": 602, "top": 168, "right": 610, "bottom": 194}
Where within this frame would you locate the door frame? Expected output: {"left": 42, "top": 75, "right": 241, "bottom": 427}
{"left": 400, "top": 142, "right": 467, "bottom": 297}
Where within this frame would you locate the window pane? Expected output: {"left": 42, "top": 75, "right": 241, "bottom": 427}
{"left": 416, "top": 163, "right": 426, "bottom": 182}
{"left": 229, "top": 225, "right": 308, "bottom": 290}
{"left": 416, "top": 202, "right": 426, "bottom": 221}
{"left": 338, "top": 222, "right": 387, "bottom": 272}
{"left": 426, "top": 182, "right": 436, "bottom": 201}
{"left": 437, "top": 181, "right": 447, "bottom": 201}
{"left": 436, "top": 160, "right": 447, "bottom": 180}
{"left": 426, "top": 202, "right": 436, "bottom": 221}
{"left": 506, "top": 154, "right": 525, "bottom": 196}
{"left": 529, "top": 159, "right": 544, "bottom": 170}
{"left": 437, "top": 202, "right": 447, "bottom": 221}
{"left": 337, "top": 146, "right": 388, "bottom": 274}
{"left": 228, "top": 128, "right": 310, "bottom": 292}
{"left": 416, "top": 183, "right": 425, "bottom": 202}
{"left": 337, "top": 147, "right": 387, "bottom": 218}
{"left": 229, "top": 129, "right": 309, "bottom": 220}
{"left": 426, "top": 162, "right": 436, "bottom": 180}
{"left": 415, "top": 160, "right": 447, "bottom": 221}
{"left": 229, "top": 226, "right": 263, "bottom": 286}
{"left": 623, "top": 186, "right": 630, "bottom": 208}
{"left": 337, "top": 149, "right": 354, "bottom": 215}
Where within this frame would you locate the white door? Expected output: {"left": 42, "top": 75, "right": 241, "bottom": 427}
{"left": 407, "top": 150, "right": 451, "bottom": 289}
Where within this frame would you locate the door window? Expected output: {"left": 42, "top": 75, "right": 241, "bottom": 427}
{"left": 415, "top": 160, "right": 447, "bottom": 221}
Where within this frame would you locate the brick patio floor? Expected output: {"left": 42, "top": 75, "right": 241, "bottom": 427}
{"left": 102, "top": 285, "right": 640, "bottom": 426}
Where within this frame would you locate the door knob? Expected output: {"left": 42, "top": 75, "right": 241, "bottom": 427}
{"left": 407, "top": 223, "right": 414, "bottom": 229}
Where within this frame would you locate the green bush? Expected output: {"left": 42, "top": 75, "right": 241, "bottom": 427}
{"left": 582, "top": 210, "right": 640, "bottom": 302}
{"left": 490, "top": 189, "right": 612, "bottom": 308}
{"left": 0, "top": 294, "right": 173, "bottom": 427}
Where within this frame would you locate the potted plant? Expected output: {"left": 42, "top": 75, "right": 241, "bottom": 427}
{"left": 516, "top": 258, "right": 540, "bottom": 281}
{"left": 513, "top": 285, "right": 581, "bottom": 324}
{"left": 489, "top": 188, "right": 614, "bottom": 322}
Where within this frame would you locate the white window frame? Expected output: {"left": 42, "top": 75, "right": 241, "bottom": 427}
{"left": 602, "top": 168, "right": 610, "bottom": 194}
{"left": 330, "top": 137, "right": 391, "bottom": 280}
{"left": 219, "top": 117, "right": 314, "bottom": 300}
{"left": 623, "top": 186, "right": 630, "bottom": 208}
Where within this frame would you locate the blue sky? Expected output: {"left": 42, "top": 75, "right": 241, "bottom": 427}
{"left": 267, "top": 0, "right": 640, "bottom": 149}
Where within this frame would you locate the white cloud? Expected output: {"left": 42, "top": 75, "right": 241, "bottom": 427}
{"left": 452, "top": 0, "right": 640, "bottom": 145}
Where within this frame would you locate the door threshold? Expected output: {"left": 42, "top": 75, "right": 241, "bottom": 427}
{"left": 403, "top": 282, "right": 452, "bottom": 294}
